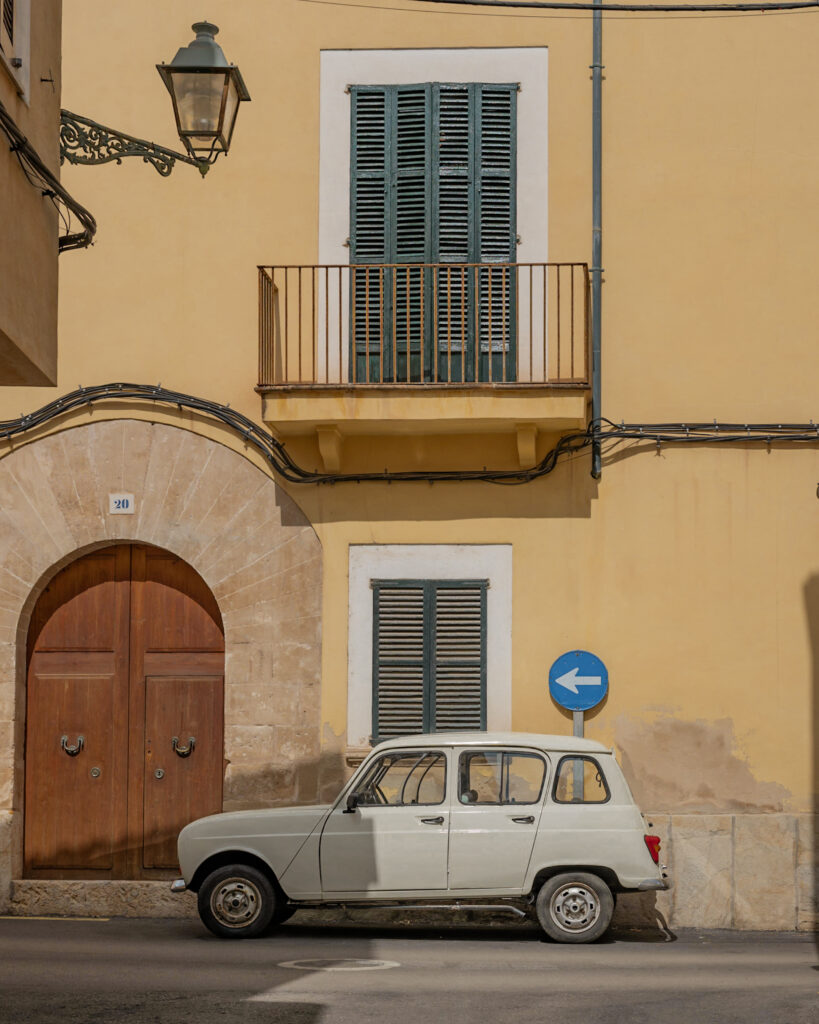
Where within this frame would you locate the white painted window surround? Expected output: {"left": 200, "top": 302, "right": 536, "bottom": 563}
{"left": 347, "top": 545, "right": 513, "bottom": 748}
{"left": 319, "top": 48, "right": 548, "bottom": 267}
{"left": 318, "top": 49, "right": 549, "bottom": 382}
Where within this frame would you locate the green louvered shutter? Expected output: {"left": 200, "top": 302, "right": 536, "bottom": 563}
{"left": 372, "top": 583, "right": 427, "bottom": 739}
{"left": 431, "top": 582, "right": 487, "bottom": 732}
{"left": 351, "top": 83, "right": 516, "bottom": 383}
{"left": 392, "top": 86, "right": 431, "bottom": 382}
{"left": 372, "top": 580, "right": 487, "bottom": 741}
{"left": 351, "top": 86, "right": 431, "bottom": 382}
{"left": 476, "top": 85, "right": 517, "bottom": 381}
{"left": 433, "top": 83, "right": 516, "bottom": 381}
{"left": 433, "top": 86, "right": 471, "bottom": 380}
{"left": 350, "top": 87, "right": 388, "bottom": 382}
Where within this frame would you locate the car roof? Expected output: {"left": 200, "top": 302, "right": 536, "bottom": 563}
{"left": 370, "top": 731, "right": 610, "bottom": 755}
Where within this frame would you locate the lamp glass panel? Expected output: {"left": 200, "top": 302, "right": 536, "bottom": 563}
{"left": 172, "top": 70, "right": 228, "bottom": 139}
{"left": 221, "top": 76, "right": 240, "bottom": 147}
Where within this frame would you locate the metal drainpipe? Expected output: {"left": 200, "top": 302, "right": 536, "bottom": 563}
{"left": 591, "top": 2, "right": 603, "bottom": 478}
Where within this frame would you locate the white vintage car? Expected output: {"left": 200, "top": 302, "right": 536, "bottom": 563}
{"left": 172, "top": 732, "right": 668, "bottom": 943}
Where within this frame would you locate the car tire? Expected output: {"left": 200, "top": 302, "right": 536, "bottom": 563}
{"left": 197, "top": 864, "right": 277, "bottom": 939}
{"left": 535, "top": 872, "right": 614, "bottom": 944}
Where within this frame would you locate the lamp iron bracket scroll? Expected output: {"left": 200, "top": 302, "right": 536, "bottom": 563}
{"left": 59, "top": 110, "right": 210, "bottom": 177}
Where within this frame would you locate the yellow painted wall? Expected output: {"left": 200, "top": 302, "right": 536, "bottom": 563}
{"left": 0, "top": 1, "right": 817, "bottom": 813}
{"left": 0, "top": 0, "right": 61, "bottom": 384}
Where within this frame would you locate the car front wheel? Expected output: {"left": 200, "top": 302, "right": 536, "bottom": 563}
{"left": 197, "top": 864, "right": 277, "bottom": 939}
{"left": 535, "top": 872, "right": 614, "bottom": 943}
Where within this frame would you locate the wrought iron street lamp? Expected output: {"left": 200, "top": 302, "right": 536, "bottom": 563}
{"left": 157, "top": 22, "right": 250, "bottom": 167}
{"left": 60, "top": 21, "right": 250, "bottom": 179}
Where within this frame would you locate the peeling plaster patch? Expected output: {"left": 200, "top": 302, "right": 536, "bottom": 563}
{"left": 614, "top": 715, "right": 791, "bottom": 813}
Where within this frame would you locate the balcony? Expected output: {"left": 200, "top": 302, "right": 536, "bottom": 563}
{"left": 257, "top": 263, "right": 590, "bottom": 470}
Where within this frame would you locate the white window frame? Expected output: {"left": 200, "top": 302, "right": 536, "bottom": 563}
{"left": 347, "top": 544, "right": 513, "bottom": 748}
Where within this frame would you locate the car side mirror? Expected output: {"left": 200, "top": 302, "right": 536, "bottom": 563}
{"left": 342, "top": 792, "right": 359, "bottom": 814}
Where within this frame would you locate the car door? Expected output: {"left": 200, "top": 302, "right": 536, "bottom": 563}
{"left": 448, "top": 747, "right": 548, "bottom": 892}
{"left": 320, "top": 748, "right": 450, "bottom": 895}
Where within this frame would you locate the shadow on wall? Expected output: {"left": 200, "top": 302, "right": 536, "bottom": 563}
{"left": 804, "top": 575, "right": 819, "bottom": 950}
{"left": 223, "top": 747, "right": 351, "bottom": 814}
{"left": 14, "top": 748, "right": 351, "bottom": 885}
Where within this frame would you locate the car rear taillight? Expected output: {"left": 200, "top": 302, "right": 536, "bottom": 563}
{"left": 644, "top": 834, "right": 661, "bottom": 864}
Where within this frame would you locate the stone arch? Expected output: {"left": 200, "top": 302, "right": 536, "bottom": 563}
{"left": 0, "top": 419, "right": 322, "bottom": 896}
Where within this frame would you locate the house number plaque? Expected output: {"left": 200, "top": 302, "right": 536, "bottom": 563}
{"left": 108, "top": 493, "right": 135, "bottom": 515}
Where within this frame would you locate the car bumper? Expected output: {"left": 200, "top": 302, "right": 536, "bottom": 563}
{"left": 636, "top": 869, "right": 671, "bottom": 891}
{"left": 170, "top": 878, "right": 187, "bottom": 894}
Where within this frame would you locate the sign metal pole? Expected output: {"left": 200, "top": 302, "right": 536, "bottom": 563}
{"left": 572, "top": 711, "right": 585, "bottom": 797}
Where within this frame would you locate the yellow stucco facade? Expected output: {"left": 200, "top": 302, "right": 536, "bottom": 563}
{"left": 0, "top": 0, "right": 816, "bottom": 928}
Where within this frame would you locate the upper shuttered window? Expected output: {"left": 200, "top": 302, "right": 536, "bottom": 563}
{"left": 351, "top": 83, "right": 516, "bottom": 264}
{"left": 372, "top": 579, "right": 488, "bottom": 741}
{"left": 350, "top": 83, "right": 517, "bottom": 382}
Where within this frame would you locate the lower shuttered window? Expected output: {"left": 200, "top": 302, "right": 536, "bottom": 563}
{"left": 372, "top": 579, "right": 488, "bottom": 740}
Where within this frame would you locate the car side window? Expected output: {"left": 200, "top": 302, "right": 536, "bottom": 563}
{"left": 552, "top": 756, "right": 610, "bottom": 804}
{"left": 355, "top": 750, "right": 446, "bottom": 806}
{"left": 458, "top": 750, "right": 546, "bottom": 805}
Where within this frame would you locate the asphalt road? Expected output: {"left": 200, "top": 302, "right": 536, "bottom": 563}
{"left": 0, "top": 915, "right": 816, "bottom": 1024}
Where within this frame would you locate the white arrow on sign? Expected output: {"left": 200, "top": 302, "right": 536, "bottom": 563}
{"left": 555, "top": 667, "right": 602, "bottom": 694}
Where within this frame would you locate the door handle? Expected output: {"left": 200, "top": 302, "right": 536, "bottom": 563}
{"left": 172, "top": 736, "right": 195, "bottom": 758}
{"left": 60, "top": 734, "right": 84, "bottom": 757}
{"left": 420, "top": 816, "right": 445, "bottom": 825}
{"left": 511, "top": 815, "right": 535, "bottom": 824}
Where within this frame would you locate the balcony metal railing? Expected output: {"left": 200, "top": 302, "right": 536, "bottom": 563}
{"left": 258, "top": 263, "right": 590, "bottom": 388}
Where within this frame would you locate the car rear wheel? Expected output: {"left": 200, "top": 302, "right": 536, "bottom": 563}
{"left": 198, "top": 864, "right": 277, "bottom": 939}
{"left": 535, "top": 872, "right": 614, "bottom": 943}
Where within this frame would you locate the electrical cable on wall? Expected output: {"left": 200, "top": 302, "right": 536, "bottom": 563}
{"left": 0, "top": 384, "right": 817, "bottom": 486}
{"left": 0, "top": 98, "right": 96, "bottom": 252}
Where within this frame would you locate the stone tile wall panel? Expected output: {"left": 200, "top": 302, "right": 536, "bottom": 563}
{"left": 732, "top": 815, "right": 797, "bottom": 930}
{"left": 669, "top": 814, "right": 733, "bottom": 929}
{"left": 796, "top": 814, "right": 817, "bottom": 931}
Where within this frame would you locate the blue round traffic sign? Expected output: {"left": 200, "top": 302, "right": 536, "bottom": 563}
{"left": 548, "top": 650, "right": 609, "bottom": 712}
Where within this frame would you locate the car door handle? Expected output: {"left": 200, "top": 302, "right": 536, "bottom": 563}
{"left": 511, "top": 815, "right": 535, "bottom": 824}
{"left": 420, "top": 816, "right": 445, "bottom": 825}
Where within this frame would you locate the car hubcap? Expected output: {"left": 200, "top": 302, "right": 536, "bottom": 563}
{"left": 550, "top": 884, "right": 600, "bottom": 932}
{"left": 211, "top": 877, "right": 262, "bottom": 928}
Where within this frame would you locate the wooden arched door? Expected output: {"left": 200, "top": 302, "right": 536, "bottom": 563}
{"left": 24, "top": 544, "right": 224, "bottom": 879}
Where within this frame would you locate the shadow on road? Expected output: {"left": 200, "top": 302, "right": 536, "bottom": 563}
{"left": 277, "top": 911, "right": 676, "bottom": 944}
